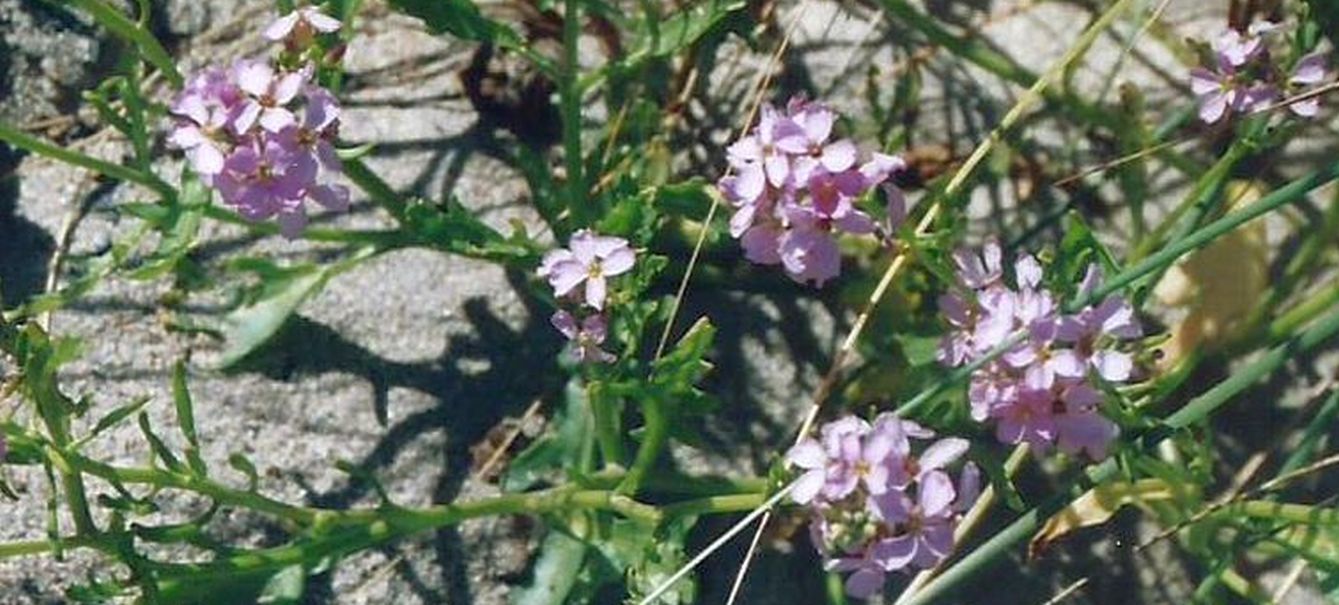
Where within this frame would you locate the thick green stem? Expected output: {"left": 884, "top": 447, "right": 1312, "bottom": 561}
{"left": 618, "top": 397, "right": 669, "bottom": 496}
{"left": 587, "top": 382, "right": 628, "bottom": 469}
{"left": 1132, "top": 133, "right": 1256, "bottom": 262}
{"left": 1083, "top": 161, "right": 1339, "bottom": 309}
{"left": 343, "top": 158, "right": 408, "bottom": 222}
{"left": 1219, "top": 501, "right": 1339, "bottom": 526}
{"left": 151, "top": 487, "right": 660, "bottom": 601}
{"left": 662, "top": 493, "right": 765, "bottom": 518}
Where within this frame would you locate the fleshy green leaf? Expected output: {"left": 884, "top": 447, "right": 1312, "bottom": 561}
{"left": 258, "top": 565, "right": 306, "bottom": 604}
{"left": 512, "top": 529, "right": 587, "bottom": 605}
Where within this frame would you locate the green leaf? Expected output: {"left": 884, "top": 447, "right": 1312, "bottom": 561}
{"left": 512, "top": 529, "right": 587, "bottom": 605}
{"left": 973, "top": 444, "right": 1024, "bottom": 512}
{"left": 625, "top": 517, "right": 698, "bottom": 604}
{"left": 229, "top": 453, "right": 260, "bottom": 491}
{"left": 217, "top": 250, "right": 372, "bottom": 369}
{"left": 258, "top": 565, "right": 306, "bottom": 604}
{"left": 126, "top": 173, "right": 207, "bottom": 282}
{"left": 505, "top": 379, "right": 592, "bottom": 491}
{"left": 1304, "top": 0, "right": 1339, "bottom": 49}
{"left": 893, "top": 332, "right": 941, "bottom": 367}
{"left": 651, "top": 179, "right": 714, "bottom": 222}
{"left": 1050, "top": 211, "right": 1119, "bottom": 298}
{"left": 651, "top": 317, "right": 715, "bottom": 389}
{"left": 387, "top": 0, "right": 523, "bottom": 47}
{"left": 137, "top": 412, "right": 183, "bottom": 472}
{"left": 401, "top": 198, "right": 536, "bottom": 262}
{"left": 642, "top": 1, "right": 743, "bottom": 58}
{"left": 170, "top": 361, "right": 198, "bottom": 448}
{"left": 83, "top": 396, "right": 151, "bottom": 443}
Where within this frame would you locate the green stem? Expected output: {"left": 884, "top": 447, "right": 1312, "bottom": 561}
{"left": 662, "top": 493, "right": 765, "bottom": 518}
{"left": 1084, "top": 161, "right": 1339, "bottom": 309}
{"left": 1132, "top": 132, "right": 1257, "bottom": 262}
{"left": 199, "top": 205, "right": 407, "bottom": 246}
{"left": 60, "top": 0, "right": 182, "bottom": 88}
{"left": 1279, "top": 389, "right": 1339, "bottom": 475}
{"left": 151, "top": 487, "right": 659, "bottom": 601}
{"left": 45, "top": 448, "right": 98, "bottom": 537}
{"left": 342, "top": 158, "right": 408, "bottom": 222}
{"left": 587, "top": 382, "right": 627, "bottom": 469}
{"left": 560, "top": 0, "right": 589, "bottom": 226}
{"left": 0, "top": 535, "right": 98, "bottom": 559}
{"left": 1268, "top": 279, "right": 1339, "bottom": 342}
{"left": 67, "top": 453, "right": 319, "bottom": 525}
{"left": 0, "top": 121, "right": 173, "bottom": 198}
{"left": 1222, "top": 501, "right": 1339, "bottom": 526}
{"left": 618, "top": 396, "right": 669, "bottom": 496}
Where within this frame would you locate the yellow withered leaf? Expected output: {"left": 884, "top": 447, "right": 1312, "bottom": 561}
{"left": 1029, "top": 479, "right": 1175, "bottom": 559}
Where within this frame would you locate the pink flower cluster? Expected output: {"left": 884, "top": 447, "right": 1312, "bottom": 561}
{"left": 538, "top": 230, "right": 637, "bottom": 364}
{"left": 786, "top": 414, "right": 979, "bottom": 599}
{"left": 167, "top": 7, "right": 347, "bottom": 238}
{"left": 718, "top": 98, "right": 908, "bottom": 287}
{"left": 937, "top": 242, "right": 1141, "bottom": 459}
{"left": 1190, "top": 21, "right": 1329, "bottom": 123}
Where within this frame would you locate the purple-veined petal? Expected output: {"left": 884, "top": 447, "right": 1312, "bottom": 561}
{"left": 1199, "top": 91, "right": 1230, "bottom": 123}
{"left": 1093, "top": 350, "right": 1133, "bottom": 382}
{"left": 919, "top": 438, "right": 969, "bottom": 472}
{"left": 550, "top": 310, "right": 579, "bottom": 339}
{"left": 843, "top": 568, "right": 885, "bottom": 599}
{"left": 820, "top": 139, "right": 857, "bottom": 172}
{"left": 549, "top": 261, "right": 587, "bottom": 297}
{"left": 309, "top": 184, "right": 350, "bottom": 211}
{"left": 585, "top": 275, "right": 608, "bottom": 310}
{"left": 790, "top": 469, "right": 826, "bottom": 504}
{"left": 264, "top": 13, "right": 300, "bottom": 40}
{"left": 236, "top": 62, "right": 274, "bottom": 97}
{"left": 303, "top": 7, "right": 344, "bottom": 32}
{"left": 277, "top": 209, "right": 308, "bottom": 239}
{"left": 189, "top": 143, "right": 226, "bottom": 176}
{"left": 600, "top": 247, "right": 636, "bottom": 276}
{"left": 581, "top": 314, "right": 608, "bottom": 342}
{"left": 786, "top": 439, "right": 827, "bottom": 470}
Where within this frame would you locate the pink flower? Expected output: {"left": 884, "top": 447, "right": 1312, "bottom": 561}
{"left": 538, "top": 230, "right": 636, "bottom": 310}
{"left": 778, "top": 226, "right": 841, "bottom": 288}
{"left": 168, "top": 67, "right": 243, "bottom": 176}
{"left": 550, "top": 311, "right": 615, "bottom": 364}
{"left": 264, "top": 6, "right": 342, "bottom": 42}
{"left": 951, "top": 240, "right": 1003, "bottom": 289}
{"left": 871, "top": 471, "right": 957, "bottom": 570}
{"left": 214, "top": 140, "right": 316, "bottom": 236}
{"left": 233, "top": 61, "right": 308, "bottom": 134}
{"left": 939, "top": 248, "right": 1137, "bottom": 459}
{"left": 794, "top": 415, "right": 979, "bottom": 599}
{"left": 717, "top": 95, "right": 909, "bottom": 287}
{"left": 1212, "top": 23, "right": 1272, "bottom": 68}
{"left": 1288, "top": 53, "right": 1329, "bottom": 118}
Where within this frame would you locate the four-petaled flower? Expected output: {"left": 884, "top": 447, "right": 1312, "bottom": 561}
{"left": 539, "top": 230, "right": 636, "bottom": 310}
{"left": 788, "top": 414, "right": 979, "bottom": 599}
{"left": 551, "top": 311, "right": 615, "bottom": 364}
{"left": 719, "top": 96, "right": 910, "bottom": 286}
{"left": 265, "top": 6, "right": 343, "bottom": 43}
{"left": 939, "top": 243, "right": 1139, "bottom": 459}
